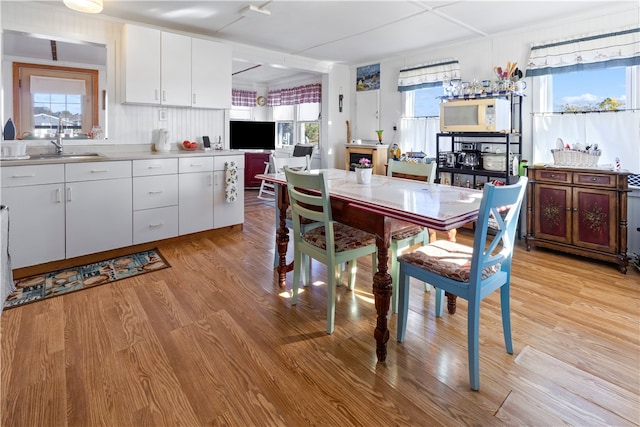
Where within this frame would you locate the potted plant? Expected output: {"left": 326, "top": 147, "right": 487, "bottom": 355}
{"left": 352, "top": 157, "right": 373, "bottom": 184}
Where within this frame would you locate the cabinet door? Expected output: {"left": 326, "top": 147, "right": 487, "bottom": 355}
{"left": 573, "top": 187, "right": 617, "bottom": 253}
{"left": 533, "top": 184, "right": 572, "bottom": 244}
{"left": 213, "top": 171, "right": 244, "bottom": 228}
{"left": 122, "top": 24, "right": 161, "bottom": 104}
{"left": 179, "top": 172, "right": 214, "bottom": 234}
{"left": 66, "top": 178, "right": 133, "bottom": 258}
{"left": 161, "top": 32, "right": 192, "bottom": 107}
{"left": 244, "top": 153, "right": 269, "bottom": 188}
{"left": 1, "top": 184, "right": 65, "bottom": 268}
{"left": 191, "top": 38, "right": 232, "bottom": 109}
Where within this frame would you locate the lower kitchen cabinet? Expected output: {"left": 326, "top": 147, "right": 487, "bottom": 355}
{"left": 65, "top": 161, "right": 133, "bottom": 258}
{"left": 132, "top": 159, "right": 179, "bottom": 244}
{"left": 0, "top": 164, "right": 66, "bottom": 268}
{"left": 179, "top": 157, "right": 214, "bottom": 234}
{"left": 2, "top": 154, "right": 245, "bottom": 269}
{"left": 525, "top": 166, "right": 630, "bottom": 273}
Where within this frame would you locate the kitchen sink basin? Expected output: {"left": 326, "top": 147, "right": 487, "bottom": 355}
{"left": 28, "top": 152, "right": 103, "bottom": 160}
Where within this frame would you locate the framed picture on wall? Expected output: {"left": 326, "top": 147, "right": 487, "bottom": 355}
{"left": 356, "top": 63, "right": 380, "bottom": 91}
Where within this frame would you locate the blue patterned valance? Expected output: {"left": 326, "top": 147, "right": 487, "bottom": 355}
{"left": 526, "top": 27, "right": 640, "bottom": 77}
{"left": 397, "top": 59, "right": 460, "bottom": 92}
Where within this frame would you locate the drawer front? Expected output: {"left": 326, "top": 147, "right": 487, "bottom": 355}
{"left": 214, "top": 155, "right": 245, "bottom": 171}
{"left": 179, "top": 157, "right": 214, "bottom": 173}
{"left": 133, "top": 206, "right": 179, "bottom": 244}
{"left": 534, "top": 169, "right": 571, "bottom": 184}
{"left": 1, "top": 164, "right": 65, "bottom": 187}
{"left": 574, "top": 172, "right": 615, "bottom": 188}
{"left": 66, "top": 161, "right": 131, "bottom": 182}
{"left": 133, "top": 175, "right": 178, "bottom": 210}
{"left": 133, "top": 158, "right": 178, "bottom": 176}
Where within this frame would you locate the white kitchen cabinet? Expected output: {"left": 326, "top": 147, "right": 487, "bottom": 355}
{"left": 65, "top": 161, "right": 132, "bottom": 258}
{"left": 191, "top": 37, "right": 232, "bottom": 109}
{"left": 213, "top": 155, "right": 244, "bottom": 228}
{"left": 0, "top": 164, "right": 65, "bottom": 268}
{"left": 179, "top": 157, "right": 214, "bottom": 235}
{"left": 132, "top": 159, "right": 179, "bottom": 244}
{"left": 121, "top": 25, "right": 191, "bottom": 106}
{"left": 161, "top": 31, "right": 192, "bottom": 107}
{"left": 121, "top": 24, "right": 161, "bottom": 105}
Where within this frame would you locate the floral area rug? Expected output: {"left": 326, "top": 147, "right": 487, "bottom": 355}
{"left": 4, "top": 249, "right": 170, "bottom": 309}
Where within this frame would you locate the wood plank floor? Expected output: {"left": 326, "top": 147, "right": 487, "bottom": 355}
{"left": 2, "top": 189, "right": 639, "bottom": 426}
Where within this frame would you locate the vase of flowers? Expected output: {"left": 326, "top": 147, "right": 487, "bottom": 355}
{"left": 353, "top": 158, "right": 373, "bottom": 184}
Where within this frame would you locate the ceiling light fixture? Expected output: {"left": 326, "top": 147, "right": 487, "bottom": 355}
{"left": 240, "top": 5, "right": 271, "bottom": 17}
{"left": 63, "top": 0, "right": 103, "bottom": 14}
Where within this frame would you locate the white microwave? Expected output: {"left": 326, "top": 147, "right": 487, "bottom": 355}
{"left": 440, "top": 98, "right": 511, "bottom": 133}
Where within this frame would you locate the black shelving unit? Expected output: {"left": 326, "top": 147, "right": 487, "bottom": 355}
{"left": 436, "top": 94, "right": 523, "bottom": 188}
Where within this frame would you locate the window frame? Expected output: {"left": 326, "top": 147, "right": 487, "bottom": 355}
{"left": 12, "top": 62, "right": 99, "bottom": 138}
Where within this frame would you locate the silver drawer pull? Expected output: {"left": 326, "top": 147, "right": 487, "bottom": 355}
{"left": 591, "top": 177, "right": 598, "bottom": 182}
{"left": 149, "top": 222, "right": 164, "bottom": 228}
{"left": 11, "top": 174, "right": 35, "bottom": 178}
{"left": 148, "top": 189, "right": 164, "bottom": 194}
{"left": 90, "top": 169, "right": 108, "bottom": 173}
{"left": 148, "top": 164, "right": 162, "bottom": 169}
{"left": 190, "top": 163, "right": 204, "bottom": 167}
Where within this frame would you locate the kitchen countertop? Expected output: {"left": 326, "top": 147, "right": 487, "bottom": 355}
{"left": 0, "top": 146, "right": 245, "bottom": 166}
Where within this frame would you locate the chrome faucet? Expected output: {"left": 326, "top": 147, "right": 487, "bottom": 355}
{"left": 51, "top": 121, "right": 63, "bottom": 154}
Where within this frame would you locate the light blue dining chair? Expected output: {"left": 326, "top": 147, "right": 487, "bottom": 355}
{"left": 386, "top": 160, "right": 437, "bottom": 314}
{"left": 284, "top": 166, "right": 378, "bottom": 334}
{"left": 396, "top": 177, "right": 528, "bottom": 390}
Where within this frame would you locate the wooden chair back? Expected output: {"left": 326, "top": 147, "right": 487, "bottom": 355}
{"left": 387, "top": 160, "right": 437, "bottom": 183}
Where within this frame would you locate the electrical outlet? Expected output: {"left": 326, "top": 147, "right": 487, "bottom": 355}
{"left": 393, "top": 125, "right": 397, "bottom": 131}
{"left": 158, "top": 109, "right": 167, "bottom": 121}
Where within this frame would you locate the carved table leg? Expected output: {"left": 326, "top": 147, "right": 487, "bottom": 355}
{"left": 373, "top": 235, "right": 392, "bottom": 363}
{"left": 275, "top": 184, "right": 292, "bottom": 288}
{"left": 446, "top": 292, "right": 457, "bottom": 314}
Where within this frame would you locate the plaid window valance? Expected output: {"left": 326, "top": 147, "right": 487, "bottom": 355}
{"left": 232, "top": 89, "right": 257, "bottom": 107}
{"left": 267, "top": 83, "right": 321, "bottom": 106}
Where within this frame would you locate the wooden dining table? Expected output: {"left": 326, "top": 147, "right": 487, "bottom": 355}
{"left": 256, "top": 168, "right": 483, "bottom": 363}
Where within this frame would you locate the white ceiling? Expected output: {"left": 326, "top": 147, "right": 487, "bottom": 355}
{"left": 10, "top": 1, "right": 639, "bottom": 85}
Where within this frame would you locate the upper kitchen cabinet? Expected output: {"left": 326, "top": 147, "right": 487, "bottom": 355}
{"left": 121, "top": 24, "right": 190, "bottom": 107}
{"left": 191, "top": 38, "right": 232, "bottom": 109}
{"left": 121, "top": 24, "right": 231, "bottom": 109}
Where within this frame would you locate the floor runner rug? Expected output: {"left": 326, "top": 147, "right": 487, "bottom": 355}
{"left": 4, "top": 249, "right": 170, "bottom": 309}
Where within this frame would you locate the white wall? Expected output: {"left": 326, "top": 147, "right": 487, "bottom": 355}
{"left": 348, "top": 4, "right": 640, "bottom": 170}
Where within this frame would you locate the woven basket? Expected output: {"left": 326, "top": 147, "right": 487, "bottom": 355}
{"left": 551, "top": 149, "right": 601, "bottom": 167}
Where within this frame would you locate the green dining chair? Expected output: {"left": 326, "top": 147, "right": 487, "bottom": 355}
{"left": 270, "top": 154, "right": 318, "bottom": 269}
{"left": 396, "top": 177, "right": 528, "bottom": 390}
{"left": 284, "top": 166, "right": 378, "bottom": 334}
{"left": 386, "top": 160, "right": 437, "bottom": 313}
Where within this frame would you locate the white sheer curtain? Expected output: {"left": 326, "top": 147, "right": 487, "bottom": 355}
{"left": 399, "top": 117, "right": 439, "bottom": 157}
{"left": 532, "top": 111, "right": 640, "bottom": 173}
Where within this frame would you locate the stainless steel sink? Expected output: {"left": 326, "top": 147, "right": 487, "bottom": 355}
{"left": 28, "top": 152, "right": 103, "bottom": 160}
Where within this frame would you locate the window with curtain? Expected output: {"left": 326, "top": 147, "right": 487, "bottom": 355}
{"left": 230, "top": 89, "right": 257, "bottom": 120}
{"left": 269, "top": 83, "right": 321, "bottom": 148}
{"left": 13, "top": 62, "right": 98, "bottom": 138}
{"left": 397, "top": 59, "right": 460, "bottom": 156}
{"left": 526, "top": 27, "right": 640, "bottom": 172}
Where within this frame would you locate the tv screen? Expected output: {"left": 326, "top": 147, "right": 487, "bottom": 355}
{"left": 229, "top": 120, "right": 276, "bottom": 151}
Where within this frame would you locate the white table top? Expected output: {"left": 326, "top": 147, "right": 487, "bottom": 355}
{"left": 257, "top": 168, "right": 483, "bottom": 230}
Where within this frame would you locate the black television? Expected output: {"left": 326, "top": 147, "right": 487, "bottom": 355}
{"left": 229, "top": 120, "right": 276, "bottom": 151}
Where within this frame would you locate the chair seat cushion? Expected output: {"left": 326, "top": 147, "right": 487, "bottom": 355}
{"left": 303, "top": 223, "right": 376, "bottom": 252}
{"left": 400, "top": 240, "right": 501, "bottom": 282}
{"left": 392, "top": 226, "right": 424, "bottom": 241}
